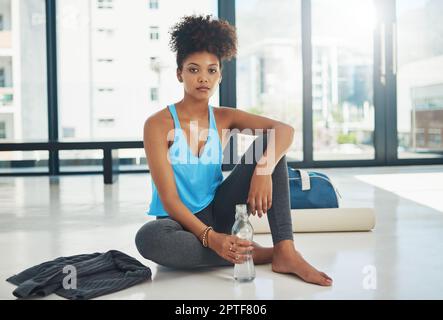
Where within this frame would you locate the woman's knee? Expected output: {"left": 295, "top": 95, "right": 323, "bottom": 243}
{"left": 135, "top": 219, "right": 204, "bottom": 269}
{"left": 135, "top": 219, "right": 179, "bottom": 260}
{"left": 273, "top": 155, "right": 288, "bottom": 173}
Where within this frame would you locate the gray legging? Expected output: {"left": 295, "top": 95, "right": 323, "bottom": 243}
{"left": 135, "top": 134, "right": 294, "bottom": 269}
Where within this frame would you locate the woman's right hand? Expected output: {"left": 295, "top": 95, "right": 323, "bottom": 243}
{"left": 207, "top": 231, "right": 254, "bottom": 264}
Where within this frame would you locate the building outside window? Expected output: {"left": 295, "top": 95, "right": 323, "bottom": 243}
{"left": 150, "top": 87, "right": 159, "bottom": 102}
{"left": 149, "top": 0, "right": 159, "bottom": 10}
{"left": 97, "top": 0, "right": 113, "bottom": 9}
{"left": 62, "top": 127, "right": 76, "bottom": 139}
{"left": 0, "top": 121, "right": 6, "bottom": 139}
{"left": 0, "top": 68, "right": 5, "bottom": 87}
{"left": 0, "top": 0, "right": 48, "bottom": 173}
{"left": 150, "top": 26, "right": 159, "bottom": 40}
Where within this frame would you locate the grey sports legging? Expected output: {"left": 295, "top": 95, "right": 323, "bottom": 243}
{"left": 135, "top": 134, "right": 294, "bottom": 269}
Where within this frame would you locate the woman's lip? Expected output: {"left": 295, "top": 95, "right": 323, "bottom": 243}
{"left": 197, "top": 87, "right": 210, "bottom": 91}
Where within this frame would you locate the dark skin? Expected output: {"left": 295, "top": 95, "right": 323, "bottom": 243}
{"left": 144, "top": 51, "right": 333, "bottom": 286}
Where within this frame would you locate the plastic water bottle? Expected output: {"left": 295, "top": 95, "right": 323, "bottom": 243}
{"left": 231, "top": 204, "right": 255, "bottom": 282}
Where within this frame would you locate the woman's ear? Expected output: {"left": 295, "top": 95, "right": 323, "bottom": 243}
{"left": 177, "top": 69, "right": 183, "bottom": 82}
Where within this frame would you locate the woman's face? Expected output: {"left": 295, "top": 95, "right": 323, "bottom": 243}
{"left": 177, "top": 51, "right": 222, "bottom": 100}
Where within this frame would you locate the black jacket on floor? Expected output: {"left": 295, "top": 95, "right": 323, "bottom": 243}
{"left": 6, "top": 250, "right": 152, "bottom": 300}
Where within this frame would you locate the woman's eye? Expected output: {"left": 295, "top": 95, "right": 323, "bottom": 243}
{"left": 189, "top": 68, "right": 217, "bottom": 73}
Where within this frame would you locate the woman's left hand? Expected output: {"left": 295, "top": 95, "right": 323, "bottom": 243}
{"left": 247, "top": 170, "right": 273, "bottom": 218}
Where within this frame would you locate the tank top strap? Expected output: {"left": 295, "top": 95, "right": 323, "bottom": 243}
{"left": 208, "top": 105, "right": 218, "bottom": 131}
{"left": 168, "top": 104, "right": 181, "bottom": 130}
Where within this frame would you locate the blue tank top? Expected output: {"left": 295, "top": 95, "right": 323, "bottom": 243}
{"left": 147, "top": 104, "right": 224, "bottom": 217}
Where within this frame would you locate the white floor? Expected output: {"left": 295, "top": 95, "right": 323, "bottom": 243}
{"left": 1, "top": 165, "right": 443, "bottom": 300}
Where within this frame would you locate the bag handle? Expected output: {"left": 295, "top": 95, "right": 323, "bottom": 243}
{"left": 297, "top": 169, "right": 311, "bottom": 191}
{"left": 289, "top": 168, "right": 342, "bottom": 200}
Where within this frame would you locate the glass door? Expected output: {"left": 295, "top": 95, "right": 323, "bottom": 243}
{"left": 236, "top": 0, "right": 303, "bottom": 162}
{"left": 396, "top": 0, "right": 443, "bottom": 160}
{"left": 311, "top": 0, "right": 377, "bottom": 161}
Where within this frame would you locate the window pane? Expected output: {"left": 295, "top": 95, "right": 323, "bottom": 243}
{"left": 0, "top": 151, "right": 48, "bottom": 173}
{"left": 397, "top": 0, "right": 443, "bottom": 159}
{"left": 59, "top": 148, "right": 147, "bottom": 172}
{"left": 57, "top": 0, "right": 218, "bottom": 142}
{"left": 59, "top": 149, "right": 103, "bottom": 172}
{"left": 236, "top": 0, "right": 303, "bottom": 161}
{"left": 118, "top": 148, "right": 146, "bottom": 170}
{"left": 312, "top": 0, "right": 376, "bottom": 161}
{"left": 0, "top": 0, "right": 48, "bottom": 172}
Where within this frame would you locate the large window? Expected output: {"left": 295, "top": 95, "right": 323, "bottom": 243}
{"left": 1, "top": 0, "right": 442, "bottom": 177}
{"left": 396, "top": 0, "right": 443, "bottom": 159}
{"left": 0, "top": 0, "right": 48, "bottom": 173}
{"left": 236, "top": 0, "right": 303, "bottom": 161}
{"left": 56, "top": 0, "right": 218, "bottom": 171}
{"left": 312, "top": 0, "right": 376, "bottom": 161}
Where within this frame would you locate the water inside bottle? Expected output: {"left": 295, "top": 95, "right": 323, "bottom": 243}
{"left": 232, "top": 204, "right": 256, "bottom": 282}
{"left": 234, "top": 255, "right": 256, "bottom": 282}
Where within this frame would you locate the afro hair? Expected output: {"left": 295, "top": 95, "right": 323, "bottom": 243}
{"left": 169, "top": 14, "right": 238, "bottom": 70}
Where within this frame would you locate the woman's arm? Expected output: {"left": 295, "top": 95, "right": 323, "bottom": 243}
{"left": 222, "top": 107, "right": 295, "bottom": 175}
{"left": 221, "top": 107, "right": 295, "bottom": 216}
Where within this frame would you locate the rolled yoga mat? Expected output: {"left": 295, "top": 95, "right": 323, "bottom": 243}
{"left": 249, "top": 208, "right": 376, "bottom": 233}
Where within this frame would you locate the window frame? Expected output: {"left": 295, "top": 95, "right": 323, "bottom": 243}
{"left": 0, "top": 0, "right": 442, "bottom": 179}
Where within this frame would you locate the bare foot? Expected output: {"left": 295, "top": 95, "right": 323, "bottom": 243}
{"left": 272, "top": 247, "right": 333, "bottom": 287}
{"left": 251, "top": 242, "right": 273, "bottom": 265}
